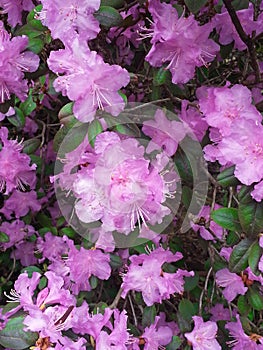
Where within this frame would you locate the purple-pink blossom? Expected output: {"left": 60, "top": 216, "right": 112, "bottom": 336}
{"left": 38, "top": 0, "right": 100, "bottom": 43}
{"left": 145, "top": 0, "right": 219, "bottom": 83}
{"left": 0, "top": 127, "right": 37, "bottom": 194}
{"left": 215, "top": 268, "right": 247, "bottom": 302}
{"left": 226, "top": 314, "right": 263, "bottom": 349}
{"left": 0, "top": 22, "right": 39, "bottom": 102}
{"left": 142, "top": 108, "right": 186, "bottom": 156}
{"left": 121, "top": 247, "right": 193, "bottom": 306}
{"left": 47, "top": 39, "right": 130, "bottom": 122}
{"left": 0, "top": 0, "right": 34, "bottom": 27}
{"left": 185, "top": 316, "right": 221, "bottom": 350}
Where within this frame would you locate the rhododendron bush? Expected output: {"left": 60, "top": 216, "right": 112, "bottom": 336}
{"left": 0, "top": 0, "right": 263, "bottom": 349}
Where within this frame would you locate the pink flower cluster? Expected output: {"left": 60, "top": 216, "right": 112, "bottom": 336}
{"left": 121, "top": 247, "right": 193, "bottom": 306}
{"left": 145, "top": 0, "right": 219, "bottom": 83}
{"left": 55, "top": 130, "right": 178, "bottom": 249}
{"left": 197, "top": 83, "right": 263, "bottom": 201}
{"left": 0, "top": 21, "right": 39, "bottom": 103}
{"left": 48, "top": 39, "right": 130, "bottom": 122}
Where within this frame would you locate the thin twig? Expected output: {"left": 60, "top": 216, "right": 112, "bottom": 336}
{"left": 199, "top": 266, "right": 213, "bottom": 315}
{"left": 128, "top": 294, "right": 138, "bottom": 327}
{"left": 109, "top": 287, "right": 123, "bottom": 309}
{"left": 222, "top": 0, "right": 261, "bottom": 82}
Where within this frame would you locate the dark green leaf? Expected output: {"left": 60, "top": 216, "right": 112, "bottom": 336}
{"left": 19, "top": 91, "right": 36, "bottom": 116}
{"left": 153, "top": 67, "right": 171, "bottom": 86}
{"left": 166, "top": 336, "right": 183, "bottom": 350}
{"left": 54, "top": 121, "right": 88, "bottom": 154}
{"left": 184, "top": 272, "right": 199, "bottom": 292}
{"left": 109, "top": 254, "right": 123, "bottom": 269}
{"left": 248, "top": 241, "right": 262, "bottom": 275}
{"left": 94, "top": 6, "right": 123, "bottom": 28}
{"left": 60, "top": 227, "right": 76, "bottom": 239}
{"left": 113, "top": 123, "right": 140, "bottom": 137}
{"left": 88, "top": 120, "right": 104, "bottom": 147}
{"left": 0, "top": 231, "right": 9, "bottom": 243}
{"left": 142, "top": 306, "right": 157, "bottom": 328}
{"left": 22, "top": 139, "right": 41, "bottom": 155}
{"left": 90, "top": 276, "right": 98, "bottom": 289}
{"left": 226, "top": 231, "right": 240, "bottom": 246}
{"left": 101, "top": 0, "right": 124, "bottom": 8}
{"left": 217, "top": 165, "right": 240, "bottom": 187}
{"left": 7, "top": 107, "right": 25, "bottom": 129}
{"left": 21, "top": 266, "right": 42, "bottom": 278}
{"left": 237, "top": 295, "right": 250, "bottom": 315}
{"left": 0, "top": 316, "right": 38, "bottom": 349}
{"left": 58, "top": 102, "right": 76, "bottom": 126}
{"left": 178, "top": 299, "right": 196, "bottom": 322}
{"left": 184, "top": 0, "right": 208, "bottom": 13}
{"left": 238, "top": 199, "right": 263, "bottom": 237}
{"left": 232, "top": 0, "right": 249, "bottom": 10}
{"left": 229, "top": 238, "right": 255, "bottom": 273}
{"left": 247, "top": 286, "right": 263, "bottom": 311}
{"left": 211, "top": 208, "right": 242, "bottom": 232}
{"left": 27, "top": 37, "right": 44, "bottom": 54}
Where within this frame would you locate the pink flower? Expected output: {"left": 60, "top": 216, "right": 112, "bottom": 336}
{"left": 209, "top": 303, "right": 235, "bottom": 322}
{"left": 0, "top": 127, "right": 37, "bottom": 194}
{"left": 226, "top": 314, "right": 263, "bottom": 349}
{"left": 65, "top": 238, "right": 111, "bottom": 294}
{"left": 47, "top": 39, "right": 130, "bottom": 122}
{"left": 212, "top": 4, "right": 263, "bottom": 51}
{"left": 215, "top": 268, "right": 247, "bottom": 302}
{"left": 0, "top": 190, "right": 41, "bottom": 219}
{"left": 145, "top": 1, "right": 219, "bottom": 83}
{"left": 197, "top": 84, "right": 262, "bottom": 137}
{"left": 38, "top": 0, "right": 100, "bottom": 42}
{"left": 0, "top": 220, "right": 35, "bottom": 250}
{"left": 191, "top": 204, "right": 224, "bottom": 241}
{"left": 185, "top": 316, "right": 221, "bottom": 350}
{"left": 218, "top": 120, "right": 263, "bottom": 185}
{"left": 142, "top": 108, "right": 186, "bottom": 156}
{"left": 121, "top": 247, "right": 193, "bottom": 306}
{"left": 0, "top": 22, "right": 39, "bottom": 102}
{"left": 0, "top": 0, "right": 34, "bottom": 27}
{"left": 251, "top": 180, "right": 263, "bottom": 202}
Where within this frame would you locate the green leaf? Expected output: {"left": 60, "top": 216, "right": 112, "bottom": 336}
{"left": 7, "top": 107, "right": 25, "bottom": 129}
{"left": 113, "top": 123, "right": 141, "bottom": 137}
{"left": 153, "top": 67, "right": 171, "bottom": 86}
{"left": 142, "top": 306, "right": 157, "bottom": 328}
{"left": 0, "top": 316, "right": 38, "bottom": 349}
{"left": 0, "top": 231, "right": 9, "bottom": 243}
{"left": 178, "top": 299, "right": 196, "bottom": 322}
{"left": 27, "top": 37, "right": 44, "bottom": 54}
{"left": 166, "top": 336, "right": 183, "bottom": 350}
{"left": 94, "top": 6, "right": 123, "bottom": 28}
{"left": 238, "top": 199, "right": 263, "bottom": 237}
{"left": 226, "top": 230, "right": 240, "bottom": 246}
{"left": 217, "top": 165, "right": 240, "bottom": 187}
{"left": 184, "top": 272, "right": 199, "bottom": 292}
{"left": 232, "top": 0, "right": 249, "bottom": 10}
{"left": 90, "top": 276, "right": 98, "bottom": 289}
{"left": 211, "top": 208, "right": 242, "bottom": 232}
{"left": 247, "top": 286, "right": 263, "bottom": 311}
{"left": 109, "top": 254, "right": 123, "bottom": 269}
{"left": 229, "top": 238, "right": 255, "bottom": 273}
{"left": 248, "top": 241, "right": 262, "bottom": 275}
{"left": 58, "top": 102, "right": 76, "bottom": 126}
{"left": 22, "top": 139, "right": 41, "bottom": 155}
{"left": 184, "top": 0, "right": 207, "bottom": 13}
{"left": 19, "top": 90, "right": 36, "bottom": 116}
{"left": 88, "top": 120, "right": 104, "bottom": 148}
{"left": 101, "top": 0, "right": 124, "bottom": 8}
{"left": 60, "top": 227, "right": 76, "bottom": 239}
{"left": 237, "top": 295, "right": 250, "bottom": 315}
{"left": 21, "top": 266, "right": 42, "bottom": 277}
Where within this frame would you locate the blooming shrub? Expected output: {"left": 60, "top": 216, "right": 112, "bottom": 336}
{"left": 0, "top": 0, "right": 262, "bottom": 349}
